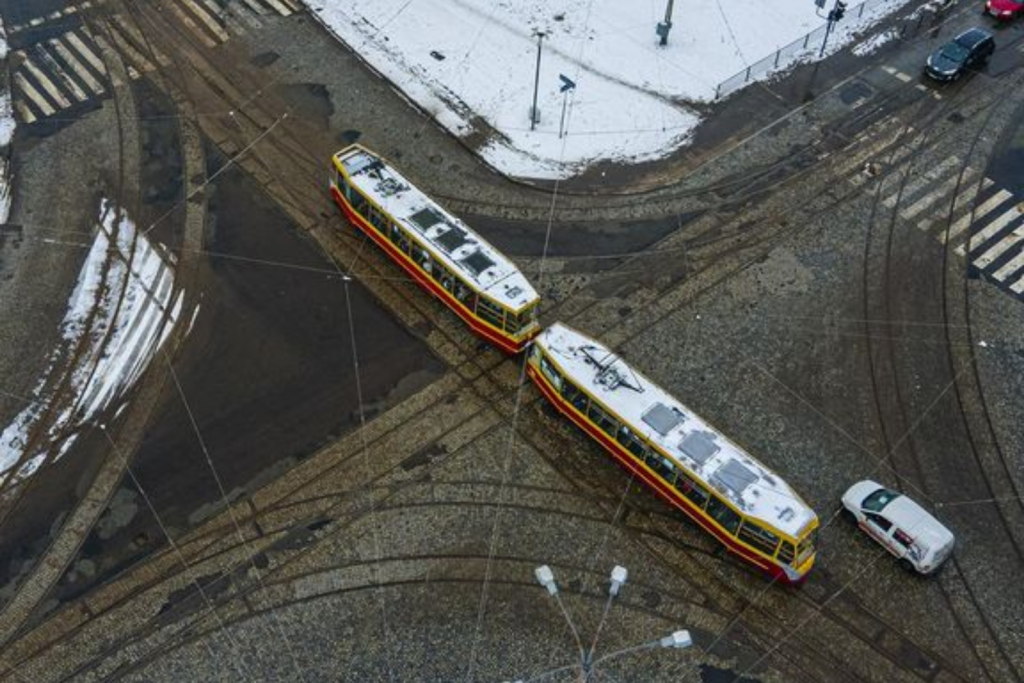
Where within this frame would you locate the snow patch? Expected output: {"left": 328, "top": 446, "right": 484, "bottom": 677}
{"left": 0, "top": 201, "right": 183, "bottom": 485}
{"left": 304, "top": 0, "right": 912, "bottom": 178}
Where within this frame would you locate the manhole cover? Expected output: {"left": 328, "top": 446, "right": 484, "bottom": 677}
{"left": 839, "top": 81, "right": 873, "bottom": 105}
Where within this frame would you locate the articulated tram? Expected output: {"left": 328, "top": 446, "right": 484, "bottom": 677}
{"left": 330, "top": 148, "right": 819, "bottom": 582}
{"left": 330, "top": 145, "right": 540, "bottom": 354}
{"left": 527, "top": 323, "right": 819, "bottom": 584}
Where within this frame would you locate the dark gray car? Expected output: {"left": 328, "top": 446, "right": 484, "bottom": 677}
{"left": 925, "top": 28, "right": 995, "bottom": 81}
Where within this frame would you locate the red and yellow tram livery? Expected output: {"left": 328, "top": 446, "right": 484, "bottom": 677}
{"left": 330, "top": 145, "right": 540, "bottom": 354}
{"left": 528, "top": 323, "right": 819, "bottom": 584}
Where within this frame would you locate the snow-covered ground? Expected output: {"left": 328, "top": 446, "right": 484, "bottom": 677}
{"left": 305, "top": 0, "right": 910, "bottom": 178}
{"left": 0, "top": 201, "right": 183, "bottom": 486}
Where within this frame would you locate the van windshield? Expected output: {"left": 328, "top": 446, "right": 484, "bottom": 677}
{"left": 862, "top": 488, "right": 901, "bottom": 512}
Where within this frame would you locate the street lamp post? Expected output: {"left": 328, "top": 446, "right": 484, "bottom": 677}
{"left": 530, "top": 30, "right": 548, "bottom": 130}
{"left": 656, "top": 0, "right": 676, "bottom": 46}
{"left": 510, "top": 565, "right": 693, "bottom": 682}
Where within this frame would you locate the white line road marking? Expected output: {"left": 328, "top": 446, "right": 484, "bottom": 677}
{"left": 977, "top": 225, "right": 1024, "bottom": 272}
{"left": 262, "top": 0, "right": 294, "bottom": 16}
{"left": 50, "top": 37, "right": 106, "bottom": 96}
{"left": 166, "top": 1, "right": 219, "bottom": 47}
{"left": 894, "top": 71, "right": 913, "bottom": 82}
{"left": 181, "top": 0, "right": 231, "bottom": 42}
{"left": 991, "top": 244, "right": 1024, "bottom": 281}
{"left": 965, "top": 206, "right": 1023, "bottom": 258}
{"left": 65, "top": 32, "right": 108, "bottom": 75}
{"left": 953, "top": 190, "right": 1015, "bottom": 255}
{"left": 14, "top": 99, "right": 38, "bottom": 124}
{"left": 942, "top": 187, "right": 1015, "bottom": 245}
{"left": 1011, "top": 275, "right": 1024, "bottom": 294}
{"left": 21, "top": 59, "right": 73, "bottom": 109}
{"left": 35, "top": 46, "right": 90, "bottom": 102}
{"left": 14, "top": 73, "right": 57, "bottom": 116}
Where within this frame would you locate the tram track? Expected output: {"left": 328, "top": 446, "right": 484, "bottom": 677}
{"left": 1, "top": 2, "right": 1021, "bottom": 681}
{"left": 857, "top": 65, "right": 1024, "bottom": 683}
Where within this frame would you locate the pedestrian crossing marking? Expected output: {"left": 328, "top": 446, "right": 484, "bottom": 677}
{"left": 165, "top": 1, "right": 220, "bottom": 47}
{"left": 21, "top": 59, "right": 74, "bottom": 109}
{"left": 992, "top": 243, "right": 1024, "bottom": 281}
{"left": 13, "top": 100, "right": 38, "bottom": 124}
{"left": 34, "top": 46, "right": 90, "bottom": 103}
{"left": 14, "top": 73, "right": 57, "bottom": 116}
{"left": 859, "top": 152, "right": 1024, "bottom": 301}
{"left": 182, "top": 0, "right": 231, "bottom": 42}
{"left": 955, "top": 197, "right": 1017, "bottom": 256}
{"left": 105, "top": 22, "right": 157, "bottom": 76}
{"left": 262, "top": 0, "right": 295, "bottom": 16}
{"left": 64, "top": 32, "right": 108, "bottom": 76}
{"left": 49, "top": 37, "right": 106, "bottom": 96}
{"left": 978, "top": 225, "right": 1023, "bottom": 272}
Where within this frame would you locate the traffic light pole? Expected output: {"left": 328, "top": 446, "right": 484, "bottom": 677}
{"left": 818, "top": 0, "right": 846, "bottom": 57}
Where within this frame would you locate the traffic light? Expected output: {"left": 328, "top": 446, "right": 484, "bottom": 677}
{"left": 834, "top": 0, "right": 847, "bottom": 20}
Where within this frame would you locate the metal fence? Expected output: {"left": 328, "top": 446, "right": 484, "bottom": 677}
{"left": 714, "top": 0, "right": 899, "bottom": 100}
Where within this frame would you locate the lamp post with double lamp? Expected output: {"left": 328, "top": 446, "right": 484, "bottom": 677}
{"left": 505, "top": 565, "right": 694, "bottom": 682}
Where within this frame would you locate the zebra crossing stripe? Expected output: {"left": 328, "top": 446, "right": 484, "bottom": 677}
{"left": 960, "top": 205, "right": 1022, "bottom": 258}
{"left": 262, "top": 0, "right": 295, "bottom": 16}
{"left": 279, "top": 0, "right": 302, "bottom": 11}
{"left": 181, "top": 0, "right": 231, "bottom": 42}
{"left": 881, "top": 157, "right": 959, "bottom": 209}
{"left": 65, "top": 32, "right": 108, "bottom": 76}
{"left": 105, "top": 21, "right": 158, "bottom": 74}
{"left": 21, "top": 59, "right": 74, "bottom": 109}
{"left": 902, "top": 169, "right": 965, "bottom": 220}
{"left": 944, "top": 187, "right": 1012, "bottom": 246}
{"left": 239, "top": 0, "right": 268, "bottom": 15}
{"left": 166, "top": 1, "right": 219, "bottom": 47}
{"left": 979, "top": 226, "right": 1024, "bottom": 273}
{"left": 14, "top": 73, "right": 57, "bottom": 116}
{"left": 110, "top": 15, "right": 171, "bottom": 66}
{"left": 954, "top": 190, "right": 1015, "bottom": 255}
{"left": 50, "top": 37, "right": 106, "bottom": 95}
{"left": 35, "top": 45, "right": 90, "bottom": 102}
{"left": 1011, "top": 275, "right": 1024, "bottom": 293}
{"left": 13, "top": 100, "right": 38, "bottom": 124}
{"left": 992, "top": 246, "right": 1024, "bottom": 281}
{"left": 938, "top": 178, "right": 994, "bottom": 243}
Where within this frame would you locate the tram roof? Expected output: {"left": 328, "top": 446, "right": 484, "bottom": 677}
{"left": 335, "top": 146, "right": 539, "bottom": 312}
{"left": 537, "top": 323, "right": 816, "bottom": 538}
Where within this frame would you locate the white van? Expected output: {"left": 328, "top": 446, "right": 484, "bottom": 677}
{"left": 841, "top": 480, "right": 955, "bottom": 575}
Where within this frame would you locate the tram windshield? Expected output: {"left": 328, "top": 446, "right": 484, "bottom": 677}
{"left": 504, "top": 303, "right": 539, "bottom": 335}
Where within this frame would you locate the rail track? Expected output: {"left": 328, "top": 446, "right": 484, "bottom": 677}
{"left": 0, "top": 1, "right": 1022, "bottom": 681}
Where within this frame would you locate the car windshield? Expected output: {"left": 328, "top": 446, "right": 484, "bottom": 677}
{"left": 862, "top": 487, "right": 901, "bottom": 512}
{"left": 940, "top": 43, "right": 969, "bottom": 62}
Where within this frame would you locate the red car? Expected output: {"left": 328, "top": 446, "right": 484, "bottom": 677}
{"left": 985, "top": 0, "right": 1024, "bottom": 19}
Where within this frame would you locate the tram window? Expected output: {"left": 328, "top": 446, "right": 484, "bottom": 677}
{"left": 505, "top": 312, "right": 522, "bottom": 334}
{"left": 674, "top": 473, "right": 709, "bottom": 510}
{"left": 454, "top": 281, "right": 474, "bottom": 307}
{"left": 412, "top": 244, "right": 433, "bottom": 273}
{"left": 587, "top": 402, "right": 619, "bottom": 437}
{"left": 562, "top": 382, "right": 589, "bottom": 414}
{"left": 706, "top": 496, "right": 742, "bottom": 535}
{"left": 777, "top": 542, "right": 795, "bottom": 564}
{"left": 476, "top": 298, "right": 505, "bottom": 328}
{"left": 434, "top": 264, "right": 455, "bottom": 292}
{"left": 616, "top": 426, "right": 647, "bottom": 459}
{"left": 337, "top": 173, "right": 352, "bottom": 201}
{"left": 352, "top": 192, "right": 370, "bottom": 219}
{"left": 539, "top": 357, "right": 563, "bottom": 389}
{"left": 654, "top": 456, "right": 677, "bottom": 486}
{"left": 738, "top": 521, "right": 781, "bottom": 556}
{"left": 368, "top": 206, "right": 388, "bottom": 233}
